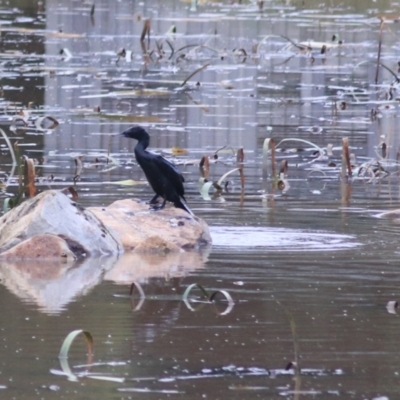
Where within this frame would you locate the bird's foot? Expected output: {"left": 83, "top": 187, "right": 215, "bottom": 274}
{"left": 148, "top": 195, "right": 160, "bottom": 205}
{"left": 149, "top": 204, "right": 165, "bottom": 211}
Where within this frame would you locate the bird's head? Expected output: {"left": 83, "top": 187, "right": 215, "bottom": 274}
{"left": 121, "top": 126, "right": 150, "bottom": 142}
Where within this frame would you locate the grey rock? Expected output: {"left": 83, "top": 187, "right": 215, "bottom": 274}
{"left": 0, "top": 190, "right": 123, "bottom": 257}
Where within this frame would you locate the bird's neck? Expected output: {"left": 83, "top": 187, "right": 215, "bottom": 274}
{"left": 135, "top": 138, "right": 149, "bottom": 152}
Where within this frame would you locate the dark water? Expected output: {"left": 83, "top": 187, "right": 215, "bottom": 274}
{"left": 1, "top": 0, "right": 400, "bottom": 399}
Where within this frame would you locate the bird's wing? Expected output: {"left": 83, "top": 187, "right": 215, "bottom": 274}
{"left": 153, "top": 154, "right": 185, "bottom": 196}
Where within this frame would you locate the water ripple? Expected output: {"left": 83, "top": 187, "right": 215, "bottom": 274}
{"left": 210, "top": 226, "right": 360, "bottom": 251}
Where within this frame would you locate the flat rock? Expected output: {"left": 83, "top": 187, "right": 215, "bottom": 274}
{"left": 88, "top": 198, "right": 211, "bottom": 251}
{"left": 0, "top": 190, "right": 123, "bottom": 257}
{"left": 133, "top": 235, "right": 182, "bottom": 254}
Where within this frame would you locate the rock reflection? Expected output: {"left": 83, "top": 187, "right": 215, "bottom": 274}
{"left": 0, "top": 256, "right": 117, "bottom": 314}
{"left": 0, "top": 247, "right": 210, "bottom": 313}
{"left": 104, "top": 247, "right": 210, "bottom": 284}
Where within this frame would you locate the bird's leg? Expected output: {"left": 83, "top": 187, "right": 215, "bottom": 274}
{"left": 150, "top": 197, "right": 166, "bottom": 211}
{"left": 149, "top": 194, "right": 159, "bottom": 205}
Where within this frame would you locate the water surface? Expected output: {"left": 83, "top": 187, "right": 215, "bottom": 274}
{"left": 1, "top": 1, "right": 400, "bottom": 399}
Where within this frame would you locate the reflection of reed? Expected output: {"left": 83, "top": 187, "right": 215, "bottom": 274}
{"left": 58, "top": 329, "right": 94, "bottom": 382}
{"left": 341, "top": 137, "right": 352, "bottom": 179}
{"left": 261, "top": 138, "right": 278, "bottom": 209}
{"left": 129, "top": 281, "right": 145, "bottom": 311}
{"left": 237, "top": 147, "right": 245, "bottom": 206}
{"left": 128, "top": 280, "right": 234, "bottom": 315}
{"left": 276, "top": 300, "right": 301, "bottom": 400}
{"left": 182, "top": 283, "right": 234, "bottom": 315}
{"left": 55, "top": 330, "right": 125, "bottom": 383}
{"left": 340, "top": 181, "right": 351, "bottom": 208}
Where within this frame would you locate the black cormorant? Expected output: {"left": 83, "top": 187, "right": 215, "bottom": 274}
{"left": 121, "top": 126, "right": 193, "bottom": 215}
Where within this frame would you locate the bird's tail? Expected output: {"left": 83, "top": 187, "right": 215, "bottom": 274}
{"left": 174, "top": 198, "right": 194, "bottom": 216}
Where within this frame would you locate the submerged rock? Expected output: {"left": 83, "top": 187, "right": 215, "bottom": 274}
{"left": 0, "top": 191, "right": 211, "bottom": 259}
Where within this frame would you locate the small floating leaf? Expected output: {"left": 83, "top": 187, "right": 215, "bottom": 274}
{"left": 386, "top": 300, "right": 398, "bottom": 314}
{"left": 220, "top": 80, "right": 234, "bottom": 89}
{"left": 199, "top": 181, "right": 215, "bottom": 200}
{"left": 171, "top": 147, "right": 188, "bottom": 156}
{"left": 59, "top": 329, "right": 93, "bottom": 359}
{"left": 58, "top": 357, "right": 77, "bottom": 382}
{"left": 285, "top": 361, "right": 298, "bottom": 371}
{"left": 209, "top": 290, "right": 235, "bottom": 316}
{"left": 130, "top": 282, "right": 145, "bottom": 298}
{"left": 10, "top": 115, "right": 28, "bottom": 131}
{"left": 166, "top": 25, "right": 176, "bottom": 35}
{"left": 49, "top": 31, "right": 85, "bottom": 39}
{"left": 262, "top": 138, "right": 275, "bottom": 177}
{"left": 182, "top": 283, "right": 209, "bottom": 301}
{"left": 209, "top": 290, "right": 234, "bottom": 305}
{"left": 217, "top": 168, "right": 240, "bottom": 187}
{"left": 87, "top": 375, "right": 125, "bottom": 383}
{"left": 34, "top": 116, "right": 59, "bottom": 131}
{"left": 60, "top": 48, "right": 72, "bottom": 61}
{"left": 118, "top": 388, "right": 184, "bottom": 394}
{"left": 129, "top": 282, "right": 145, "bottom": 312}
{"left": 275, "top": 138, "right": 324, "bottom": 157}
